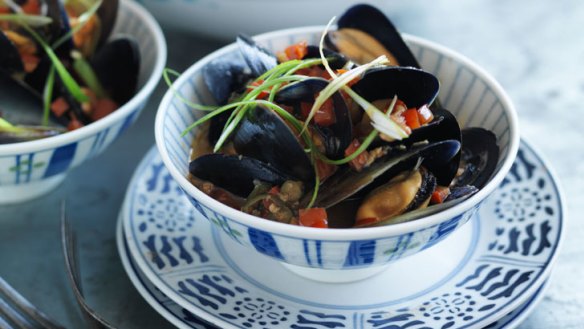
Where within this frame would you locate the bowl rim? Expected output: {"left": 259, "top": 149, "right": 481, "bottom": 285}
{"left": 0, "top": 0, "right": 167, "bottom": 156}
{"left": 155, "top": 25, "right": 520, "bottom": 240}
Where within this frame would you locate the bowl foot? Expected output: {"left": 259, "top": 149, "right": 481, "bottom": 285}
{"left": 280, "top": 262, "right": 390, "bottom": 283}
{"left": 0, "top": 173, "right": 66, "bottom": 204}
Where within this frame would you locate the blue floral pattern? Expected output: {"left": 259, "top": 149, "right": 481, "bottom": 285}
{"left": 122, "top": 140, "right": 563, "bottom": 329}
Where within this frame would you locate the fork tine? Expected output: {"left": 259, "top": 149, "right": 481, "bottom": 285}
{"left": 0, "top": 295, "right": 35, "bottom": 329}
{"left": 0, "top": 277, "right": 65, "bottom": 329}
{"left": 0, "top": 314, "right": 16, "bottom": 329}
{"left": 61, "top": 201, "right": 116, "bottom": 329}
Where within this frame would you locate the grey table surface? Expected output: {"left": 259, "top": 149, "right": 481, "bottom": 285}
{"left": 0, "top": 0, "right": 582, "bottom": 328}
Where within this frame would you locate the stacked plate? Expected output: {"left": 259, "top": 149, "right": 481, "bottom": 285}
{"left": 116, "top": 139, "right": 564, "bottom": 329}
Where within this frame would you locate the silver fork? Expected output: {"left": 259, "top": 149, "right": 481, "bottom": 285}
{"left": 0, "top": 276, "right": 65, "bottom": 329}
{"left": 60, "top": 202, "right": 116, "bottom": 329}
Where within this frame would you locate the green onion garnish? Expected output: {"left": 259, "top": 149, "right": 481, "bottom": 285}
{"left": 42, "top": 65, "right": 56, "bottom": 126}
{"left": 20, "top": 23, "right": 89, "bottom": 103}
{"left": 0, "top": 14, "right": 52, "bottom": 27}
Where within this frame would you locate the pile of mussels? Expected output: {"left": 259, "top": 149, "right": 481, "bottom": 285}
{"left": 187, "top": 4, "right": 499, "bottom": 228}
{"left": 0, "top": 0, "right": 140, "bottom": 144}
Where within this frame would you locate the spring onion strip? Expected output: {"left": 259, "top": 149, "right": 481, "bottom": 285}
{"left": 0, "top": 14, "right": 52, "bottom": 26}
{"left": 343, "top": 87, "right": 407, "bottom": 140}
{"left": 163, "top": 68, "right": 218, "bottom": 112}
{"left": 268, "top": 59, "right": 324, "bottom": 102}
{"left": 319, "top": 16, "right": 338, "bottom": 80}
{"left": 21, "top": 23, "right": 89, "bottom": 103}
{"left": 0, "top": 118, "right": 17, "bottom": 130}
{"left": 306, "top": 158, "right": 321, "bottom": 208}
{"left": 255, "top": 59, "right": 302, "bottom": 82}
{"left": 42, "top": 65, "right": 56, "bottom": 126}
{"left": 52, "top": 0, "right": 102, "bottom": 49}
{"left": 302, "top": 55, "right": 389, "bottom": 133}
{"left": 72, "top": 50, "right": 106, "bottom": 98}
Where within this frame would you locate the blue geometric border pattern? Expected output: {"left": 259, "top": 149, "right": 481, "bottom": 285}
{"left": 124, "top": 140, "right": 562, "bottom": 329}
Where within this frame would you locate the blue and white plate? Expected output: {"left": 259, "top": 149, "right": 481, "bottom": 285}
{"left": 116, "top": 218, "right": 551, "bottom": 329}
{"left": 120, "top": 139, "right": 564, "bottom": 329}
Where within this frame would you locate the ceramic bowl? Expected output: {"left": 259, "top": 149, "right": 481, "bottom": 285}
{"left": 138, "top": 0, "right": 390, "bottom": 40}
{"left": 155, "top": 26, "right": 519, "bottom": 282}
{"left": 0, "top": 1, "right": 166, "bottom": 204}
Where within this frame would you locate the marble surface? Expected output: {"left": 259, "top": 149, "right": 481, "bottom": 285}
{"left": 0, "top": 0, "right": 582, "bottom": 328}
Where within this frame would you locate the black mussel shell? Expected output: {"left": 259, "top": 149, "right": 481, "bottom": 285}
{"left": 453, "top": 127, "right": 499, "bottom": 189}
{"left": 304, "top": 46, "right": 348, "bottom": 70}
{"left": 0, "top": 71, "right": 64, "bottom": 127}
{"left": 445, "top": 185, "right": 479, "bottom": 202}
{"left": 236, "top": 34, "right": 278, "bottom": 77}
{"left": 189, "top": 153, "right": 293, "bottom": 197}
{"left": 310, "top": 139, "right": 461, "bottom": 208}
{"left": 91, "top": 37, "right": 140, "bottom": 105}
{"left": 203, "top": 52, "right": 253, "bottom": 106}
{"left": 331, "top": 4, "right": 420, "bottom": 68}
{"left": 275, "top": 78, "right": 352, "bottom": 159}
{"left": 0, "top": 32, "right": 24, "bottom": 74}
{"left": 419, "top": 108, "right": 461, "bottom": 186}
{"left": 232, "top": 105, "right": 314, "bottom": 183}
{"left": 352, "top": 66, "right": 439, "bottom": 109}
{"left": 96, "top": 0, "right": 119, "bottom": 49}
{"left": 202, "top": 52, "right": 255, "bottom": 144}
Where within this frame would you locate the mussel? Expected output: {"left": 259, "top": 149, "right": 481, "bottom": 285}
{"left": 0, "top": 0, "right": 140, "bottom": 144}
{"left": 184, "top": 4, "right": 500, "bottom": 229}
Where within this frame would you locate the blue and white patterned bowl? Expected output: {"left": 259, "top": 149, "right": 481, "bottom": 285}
{"left": 155, "top": 27, "right": 519, "bottom": 281}
{"left": 0, "top": 0, "right": 166, "bottom": 204}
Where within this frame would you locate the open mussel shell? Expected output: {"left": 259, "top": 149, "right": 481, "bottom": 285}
{"left": 354, "top": 167, "right": 437, "bottom": 227}
{"left": 91, "top": 37, "right": 141, "bottom": 105}
{"left": 232, "top": 105, "right": 315, "bottom": 183}
{"left": 304, "top": 45, "right": 348, "bottom": 69}
{"left": 361, "top": 186, "right": 478, "bottom": 227}
{"left": 189, "top": 153, "right": 293, "bottom": 198}
{"left": 352, "top": 66, "right": 440, "bottom": 109}
{"left": 419, "top": 108, "right": 461, "bottom": 185}
{"left": 327, "top": 4, "right": 420, "bottom": 67}
{"left": 275, "top": 77, "right": 352, "bottom": 159}
{"left": 203, "top": 52, "right": 253, "bottom": 106}
{"left": 0, "top": 32, "right": 24, "bottom": 74}
{"left": 310, "top": 139, "right": 461, "bottom": 209}
{"left": 453, "top": 127, "right": 499, "bottom": 189}
{"left": 236, "top": 34, "right": 278, "bottom": 77}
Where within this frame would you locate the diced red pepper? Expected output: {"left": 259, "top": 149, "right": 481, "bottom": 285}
{"left": 21, "top": 0, "right": 40, "bottom": 14}
{"left": 344, "top": 139, "right": 369, "bottom": 172}
{"left": 314, "top": 98, "right": 336, "bottom": 126}
{"left": 246, "top": 79, "right": 270, "bottom": 99}
{"left": 50, "top": 97, "right": 69, "bottom": 117}
{"left": 21, "top": 54, "right": 40, "bottom": 73}
{"left": 417, "top": 104, "right": 434, "bottom": 124}
{"left": 299, "top": 208, "right": 328, "bottom": 228}
{"left": 404, "top": 108, "right": 421, "bottom": 129}
{"left": 284, "top": 41, "right": 308, "bottom": 61}
{"left": 67, "top": 114, "right": 83, "bottom": 131}
{"left": 431, "top": 186, "right": 451, "bottom": 204}
{"left": 299, "top": 98, "right": 336, "bottom": 126}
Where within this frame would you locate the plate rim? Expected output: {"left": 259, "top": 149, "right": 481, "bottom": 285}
{"left": 116, "top": 213, "right": 553, "bottom": 329}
